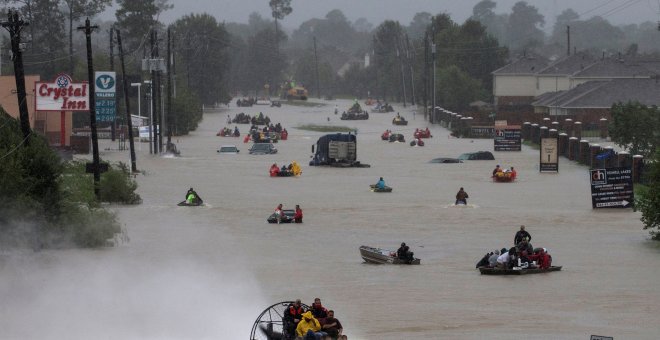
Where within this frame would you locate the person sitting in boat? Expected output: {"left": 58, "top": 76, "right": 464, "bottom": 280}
{"left": 270, "top": 163, "right": 280, "bottom": 177}
{"left": 476, "top": 251, "right": 493, "bottom": 268}
{"left": 489, "top": 249, "right": 502, "bottom": 268}
{"left": 528, "top": 248, "right": 552, "bottom": 269}
{"left": 294, "top": 205, "right": 303, "bottom": 223}
{"left": 496, "top": 248, "right": 515, "bottom": 269}
{"left": 514, "top": 225, "right": 532, "bottom": 246}
{"left": 296, "top": 311, "right": 327, "bottom": 340}
{"left": 291, "top": 161, "right": 302, "bottom": 176}
{"left": 281, "top": 128, "right": 288, "bottom": 140}
{"left": 455, "top": 187, "right": 469, "bottom": 205}
{"left": 284, "top": 299, "right": 305, "bottom": 337}
{"left": 397, "top": 242, "right": 414, "bottom": 264}
{"left": 492, "top": 165, "right": 502, "bottom": 176}
{"left": 233, "top": 126, "right": 240, "bottom": 137}
{"left": 274, "top": 203, "right": 284, "bottom": 224}
{"left": 376, "top": 177, "right": 386, "bottom": 190}
{"left": 321, "top": 310, "right": 347, "bottom": 340}
{"left": 516, "top": 237, "right": 533, "bottom": 255}
{"left": 510, "top": 167, "right": 517, "bottom": 180}
{"left": 310, "top": 297, "right": 328, "bottom": 321}
{"left": 425, "top": 127, "right": 431, "bottom": 136}
{"left": 280, "top": 165, "right": 290, "bottom": 176}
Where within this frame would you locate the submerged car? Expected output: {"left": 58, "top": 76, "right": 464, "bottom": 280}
{"left": 430, "top": 158, "right": 463, "bottom": 163}
{"left": 217, "top": 145, "right": 240, "bottom": 154}
{"left": 458, "top": 151, "right": 495, "bottom": 160}
{"left": 249, "top": 143, "right": 278, "bottom": 155}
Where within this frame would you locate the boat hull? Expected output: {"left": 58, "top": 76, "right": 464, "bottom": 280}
{"left": 478, "top": 266, "right": 562, "bottom": 275}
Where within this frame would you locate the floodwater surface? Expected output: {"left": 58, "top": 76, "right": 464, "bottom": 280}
{"left": 1, "top": 99, "right": 659, "bottom": 339}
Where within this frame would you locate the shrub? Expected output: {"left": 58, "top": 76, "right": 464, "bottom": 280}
{"left": 100, "top": 162, "right": 142, "bottom": 204}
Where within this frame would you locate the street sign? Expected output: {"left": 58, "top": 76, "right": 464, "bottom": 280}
{"left": 95, "top": 71, "right": 116, "bottom": 122}
{"left": 540, "top": 137, "right": 559, "bottom": 172}
{"left": 589, "top": 167, "right": 634, "bottom": 209}
{"left": 494, "top": 126, "right": 521, "bottom": 151}
{"left": 85, "top": 162, "right": 109, "bottom": 174}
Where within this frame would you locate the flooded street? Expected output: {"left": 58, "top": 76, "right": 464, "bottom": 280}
{"left": 2, "top": 99, "right": 659, "bottom": 339}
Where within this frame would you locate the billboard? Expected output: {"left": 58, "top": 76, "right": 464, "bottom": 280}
{"left": 540, "top": 137, "right": 558, "bottom": 172}
{"left": 35, "top": 74, "right": 89, "bottom": 112}
{"left": 494, "top": 126, "right": 521, "bottom": 151}
{"left": 95, "top": 71, "right": 116, "bottom": 122}
{"left": 589, "top": 167, "right": 634, "bottom": 209}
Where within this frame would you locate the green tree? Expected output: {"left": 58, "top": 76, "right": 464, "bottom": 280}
{"left": 172, "top": 13, "right": 231, "bottom": 105}
{"left": 407, "top": 12, "right": 431, "bottom": 40}
{"left": 437, "top": 65, "right": 486, "bottom": 112}
{"left": 269, "top": 0, "right": 292, "bottom": 48}
{"left": 637, "top": 150, "right": 660, "bottom": 240}
{"left": 471, "top": 0, "right": 508, "bottom": 44}
{"left": 3, "top": 0, "right": 67, "bottom": 78}
{"left": 373, "top": 20, "right": 404, "bottom": 101}
{"left": 507, "top": 1, "right": 545, "bottom": 52}
{"left": 610, "top": 102, "right": 660, "bottom": 158}
{"left": 115, "top": 0, "right": 171, "bottom": 53}
{"left": 61, "top": 0, "right": 112, "bottom": 74}
{"left": 243, "top": 27, "right": 287, "bottom": 94}
{"left": 292, "top": 50, "right": 335, "bottom": 97}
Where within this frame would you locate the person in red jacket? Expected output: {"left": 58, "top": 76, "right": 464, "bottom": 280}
{"left": 294, "top": 205, "right": 303, "bottom": 223}
{"left": 529, "top": 248, "right": 552, "bottom": 269}
{"left": 270, "top": 163, "right": 280, "bottom": 177}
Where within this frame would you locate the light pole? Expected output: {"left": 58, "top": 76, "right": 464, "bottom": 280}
{"left": 130, "top": 82, "right": 142, "bottom": 152}
{"left": 144, "top": 80, "right": 153, "bottom": 154}
{"left": 131, "top": 82, "right": 142, "bottom": 118}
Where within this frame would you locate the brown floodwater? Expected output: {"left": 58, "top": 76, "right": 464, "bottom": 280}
{"left": 1, "top": 99, "right": 659, "bottom": 339}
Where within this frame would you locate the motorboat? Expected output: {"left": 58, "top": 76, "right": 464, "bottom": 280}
{"left": 359, "top": 245, "right": 420, "bottom": 265}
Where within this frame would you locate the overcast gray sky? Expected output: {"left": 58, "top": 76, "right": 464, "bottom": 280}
{"left": 103, "top": 0, "right": 660, "bottom": 29}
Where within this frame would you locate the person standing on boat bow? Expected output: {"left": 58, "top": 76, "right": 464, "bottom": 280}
{"left": 274, "top": 203, "right": 284, "bottom": 224}
{"left": 514, "top": 225, "right": 532, "bottom": 246}
{"left": 455, "top": 187, "right": 469, "bottom": 205}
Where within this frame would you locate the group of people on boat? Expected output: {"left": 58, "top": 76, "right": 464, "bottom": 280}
{"left": 217, "top": 126, "right": 240, "bottom": 137}
{"left": 284, "top": 298, "right": 348, "bottom": 340}
{"left": 246, "top": 124, "right": 288, "bottom": 143}
{"left": 492, "top": 164, "right": 517, "bottom": 181}
{"left": 273, "top": 203, "right": 303, "bottom": 224}
{"left": 392, "top": 113, "right": 407, "bottom": 125}
{"left": 413, "top": 127, "right": 432, "bottom": 139}
{"left": 476, "top": 225, "right": 553, "bottom": 270}
{"left": 270, "top": 162, "right": 302, "bottom": 177}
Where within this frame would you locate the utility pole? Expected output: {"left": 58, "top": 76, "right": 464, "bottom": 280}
{"left": 167, "top": 27, "right": 172, "bottom": 146}
{"left": 397, "top": 45, "right": 407, "bottom": 107}
{"left": 78, "top": 18, "right": 101, "bottom": 199}
{"left": 432, "top": 38, "right": 437, "bottom": 124}
{"left": 406, "top": 34, "right": 416, "bottom": 106}
{"left": 423, "top": 30, "right": 429, "bottom": 121}
{"left": 313, "top": 36, "right": 320, "bottom": 99}
{"left": 109, "top": 27, "right": 116, "bottom": 141}
{"left": 117, "top": 29, "right": 137, "bottom": 173}
{"left": 150, "top": 29, "right": 159, "bottom": 154}
{"left": 2, "top": 11, "right": 31, "bottom": 143}
{"left": 566, "top": 25, "right": 571, "bottom": 56}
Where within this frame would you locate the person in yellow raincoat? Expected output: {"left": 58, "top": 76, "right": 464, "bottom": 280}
{"left": 296, "top": 311, "right": 327, "bottom": 339}
{"left": 291, "top": 161, "right": 302, "bottom": 176}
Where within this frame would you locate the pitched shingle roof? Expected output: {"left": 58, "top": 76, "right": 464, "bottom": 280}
{"left": 533, "top": 78, "right": 660, "bottom": 109}
{"left": 537, "top": 52, "right": 597, "bottom": 76}
{"left": 573, "top": 58, "right": 653, "bottom": 78}
{"left": 492, "top": 54, "right": 550, "bottom": 75}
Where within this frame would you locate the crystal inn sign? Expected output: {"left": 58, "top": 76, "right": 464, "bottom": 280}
{"left": 35, "top": 73, "right": 89, "bottom": 111}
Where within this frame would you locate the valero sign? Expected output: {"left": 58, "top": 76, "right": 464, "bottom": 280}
{"left": 35, "top": 73, "right": 89, "bottom": 112}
